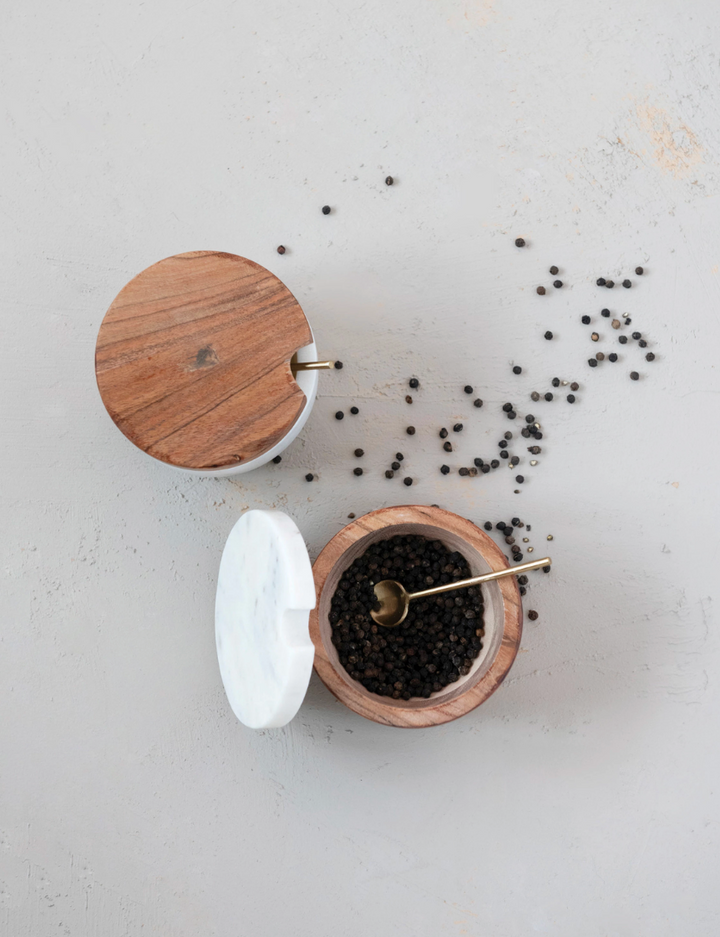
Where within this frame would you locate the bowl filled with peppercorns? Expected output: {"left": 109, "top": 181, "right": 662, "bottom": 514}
{"left": 309, "top": 505, "right": 522, "bottom": 728}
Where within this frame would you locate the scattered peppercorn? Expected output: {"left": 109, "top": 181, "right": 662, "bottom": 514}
{"left": 567, "top": 394, "right": 576, "bottom": 403}
{"left": 354, "top": 448, "right": 364, "bottom": 458}
{"left": 403, "top": 477, "right": 413, "bottom": 486}
{"left": 596, "top": 352, "right": 605, "bottom": 361}
{"left": 543, "top": 566, "right": 550, "bottom": 573}
{"left": 443, "top": 441, "right": 452, "bottom": 452}
{"left": 549, "top": 266, "right": 559, "bottom": 275}
{"left": 406, "top": 426, "right": 416, "bottom": 435}
{"left": 348, "top": 513, "right": 356, "bottom": 519}
{"left": 622, "top": 279, "right": 631, "bottom": 288}
{"left": 630, "top": 371, "right": 639, "bottom": 381}
{"left": 601, "top": 309, "right": 610, "bottom": 318}
{"left": 334, "top": 361, "right": 343, "bottom": 369}
{"left": 525, "top": 414, "right": 535, "bottom": 423}
{"left": 481, "top": 465, "right": 490, "bottom": 473}
{"left": 464, "top": 385, "right": 474, "bottom": 394}
{"left": 513, "top": 365, "right": 522, "bottom": 374}
{"left": 459, "top": 467, "right": 469, "bottom": 476}
{"left": 551, "top": 378, "right": 560, "bottom": 388}
{"left": 544, "top": 392, "right": 553, "bottom": 401}
{"left": 596, "top": 278, "right": 607, "bottom": 286}
{"left": 385, "top": 176, "right": 394, "bottom": 186}
{"left": 322, "top": 205, "right": 331, "bottom": 215}
{"left": 350, "top": 406, "right": 359, "bottom": 414}
{"left": 453, "top": 423, "right": 463, "bottom": 432}
{"left": 544, "top": 331, "right": 553, "bottom": 340}
{"left": 391, "top": 461, "right": 401, "bottom": 471}
{"left": 553, "top": 280, "right": 563, "bottom": 288}
{"left": 507, "top": 411, "right": 517, "bottom": 420}
{"left": 588, "top": 358, "right": 597, "bottom": 367}
{"left": 608, "top": 353, "right": 618, "bottom": 362}
{"left": 353, "top": 467, "right": 363, "bottom": 476}
{"left": 619, "top": 335, "right": 628, "bottom": 344}
{"left": 335, "top": 411, "right": 344, "bottom": 420}
{"left": 385, "top": 470, "right": 394, "bottom": 478}
{"left": 591, "top": 332, "right": 599, "bottom": 342}
{"left": 515, "top": 237, "right": 525, "bottom": 247}
{"left": 500, "top": 450, "right": 509, "bottom": 459}
{"left": 515, "top": 475, "right": 524, "bottom": 483}
{"left": 277, "top": 245, "right": 286, "bottom": 254}
{"left": 639, "top": 339, "right": 647, "bottom": 348}
{"left": 612, "top": 319, "right": 621, "bottom": 329}
{"left": 405, "top": 395, "right": 413, "bottom": 404}
{"left": 527, "top": 610, "right": 539, "bottom": 621}
{"left": 570, "top": 382, "right": 579, "bottom": 391}
{"left": 531, "top": 391, "right": 540, "bottom": 401}
{"left": 439, "top": 428, "right": 448, "bottom": 438}
{"left": 528, "top": 445, "right": 541, "bottom": 454}
{"left": 499, "top": 440, "right": 508, "bottom": 448}
{"left": 504, "top": 431, "right": 513, "bottom": 440}
{"left": 605, "top": 280, "right": 615, "bottom": 288}
{"left": 473, "top": 398, "right": 483, "bottom": 408}
{"left": 440, "top": 465, "right": 450, "bottom": 475}
{"left": 537, "top": 286, "right": 546, "bottom": 295}
{"left": 484, "top": 522, "right": 492, "bottom": 530}
{"left": 632, "top": 332, "right": 642, "bottom": 340}
{"left": 272, "top": 455, "right": 282, "bottom": 464}
{"left": 491, "top": 459, "right": 499, "bottom": 468}
{"left": 646, "top": 352, "right": 655, "bottom": 361}
{"left": 582, "top": 315, "right": 591, "bottom": 324}
{"left": 396, "top": 452, "right": 404, "bottom": 461}
{"left": 635, "top": 266, "right": 644, "bottom": 275}
{"left": 521, "top": 428, "right": 530, "bottom": 437}
{"left": 305, "top": 473, "right": 314, "bottom": 481}
{"left": 409, "top": 378, "right": 419, "bottom": 389}
{"left": 502, "top": 403, "right": 513, "bottom": 412}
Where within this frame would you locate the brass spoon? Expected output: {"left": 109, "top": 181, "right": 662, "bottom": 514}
{"left": 370, "top": 556, "right": 552, "bottom": 628}
{"left": 291, "top": 359, "right": 336, "bottom": 373}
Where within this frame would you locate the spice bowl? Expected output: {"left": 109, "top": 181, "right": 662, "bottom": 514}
{"left": 309, "top": 505, "right": 522, "bottom": 728}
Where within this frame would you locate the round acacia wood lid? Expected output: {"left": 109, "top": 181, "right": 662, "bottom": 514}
{"left": 95, "top": 251, "right": 313, "bottom": 470}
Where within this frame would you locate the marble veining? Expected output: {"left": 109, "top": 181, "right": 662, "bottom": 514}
{"left": 215, "top": 510, "right": 316, "bottom": 728}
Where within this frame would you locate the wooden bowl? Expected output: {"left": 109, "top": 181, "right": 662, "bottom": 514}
{"left": 308, "top": 505, "right": 522, "bottom": 728}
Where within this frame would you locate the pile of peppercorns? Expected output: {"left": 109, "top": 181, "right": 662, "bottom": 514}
{"left": 330, "top": 534, "right": 484, "bottom": 699}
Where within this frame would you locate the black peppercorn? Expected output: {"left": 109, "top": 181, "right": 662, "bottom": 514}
{"left": 619, "top": 335, "right": 628, "bottom": 344}
{"left": 453, "top": 423, "right": 463, "bottom": 432}
{"left": 596, "top": 352, "right": 605, "bottom": 361}
{"left": 334, "top": 361, "right": 343, "bottom": 369}
{"left": 622, "top": 279, "right": 631, "bottom": 288}
{"left": 305, "top": 473, "right": 314, "bottom": 481}
{"left": 500, "top": 450, "right": 509, "bottom": 459}
{"left": 350, "top": 406, "right": 359, "bottom": 414}
{"left": 525, "top": 413, "right": 535, "bottom": 423}
{"left": 385, "top": 176, "right": 394, "bottom": 185}
{"left": 605, "top": 280, "right": 615, "bottom": 288}
{"left": 528, "top": 445, "right": 541, "bottom": 454}
{"left": 396, "top": 452, "right": 404, "bottom": 461}
{"left": 570, "top": 382, "right": 579, "bottom": 390}
{"left": 484, "top": 521, "right": 492, "bottom": 530}
{"left": 391, "top": 461, "right": 401, "bottom": 471}
{"left": 515, "top": 475, "right": 524, "bottom": 483}
{"left": 473, "top": 398, "right": 483, "bottom": 408}
{"left": 507, "top": 411, "right": 517, "bottom": 420}
{"left": 277, "top": 245, "right": 286, "bottom": 254}
{"left": 464, "top": 385, "right": 474, "bottom": 394}
{"left": 537, "top": 286, "right": 546, "bottom": 295}
{"left": 596, "top": 278, "right": 606, "bottom": 286}
{"left": 635, "top": 266, "right": 644, "bottom": 275}
{"left": 588, "top": 358, "right": 597, "bottom": 367}
{"left": 600, "top": 308, "right": 609, "bottom": 318}
{"left": 335, "top": 410, "right": 344, "bottom": 420}
{"left": 534, "top": 432, "right": 543, "bottom": 439}
{"left": 504, "top": 431, "right": 513, "bottom": 440}
{"left": 553, "top": 280, "right": 563, "bottom": 288}
{"left": 515, "top": 237, "right": 525, "bottom": 247}
{"left": 544, "top": 392, "right": 553, "bottom": 401}
{"left": 567, "top": 394, "right": 575, "bottom": 402}
{"left": 582, "top": 315, "right": 591, "bottom": 324}
{"left": 354, "top": 448, "right": 364, "bottom": 457}
{"left": 646, "top": 352, "right": 655, "bottom": 361}
{"left": 632, "top": 332, "right": 642, "bottom": 340}
{"left": 499, "top": 440, "right": 508, "bottom": 448}
{"left": 439, "top": 428, "right": 448, "bottom": 439}
{"left": 549, "top": 266, "right": 558, "bottom": 275}
{"left": 521, "top": 428, "right": 531, "bottom": 437}
{"left": 513, "top": 365, "right": 522, "bottom": 374}
{"left": 409, "top": 378, "right": 420, "bottom": 390}
{"left": 543, "top": 566, "right": 550, "bottom": 573}
{"left": 530, "top": 391, "right": 540, "bottom": 402}
{"left": 496, "top": 522, "right": 507, "bottom": 530}
{"left": 517, "top": 575, "right": 528, "bottom": 585}
{"left": 403, "top": 477, "right": 413, "bottom": 486}
{"left": 481, "top": 464, "right": 490, "bottom": 473}
{"left": 491, "top": 459, "right": 499, "bottom": 468}
{"left": 353, "top": 467, "right": 363, "bottom": 476}
{"left": 385, "top": 470, "right": 394, "bottom": 478}
{"left": 406, "top": 426, "right": 415, "bottom": 435}
{"left": 405, "top": 395, "right": 413, "bottom": 404}
{"left": 638, "top": 339, "right": 647, "bottom": 348}
{"left": 544, "top": 331, "right": 553, "bottom": 340}
{"left": 440, "top": 464, "right": 450, "bottom": 475}
{"left": 608, "top": 353, "right": 618, "bottom": 362}
{"left": 502, "top": 403, "right": 513, "bottom": 412}
{"left": 527, "top": 610, "right": 539, "bottom": 621}
{"left": 322, "top": 205, "right": 331, "bottom": 214}
{"left": 459, "top": 467, "right": 469, "bottom": 476}
{"left": 272, "top": 455, "right": 282, "bottom": 464}
{"left": 630, "top": 371, "right": 639, "bottom": 380}
{"left": 443, "top": 441, "right": 452, "bottom": 452}
{"left": 474, "top": 457, "right": 484, "bottom": 467}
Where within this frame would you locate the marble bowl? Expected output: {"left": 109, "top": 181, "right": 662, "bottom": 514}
{"left": 308, "top": 504, "right": 522, "bottom": 728}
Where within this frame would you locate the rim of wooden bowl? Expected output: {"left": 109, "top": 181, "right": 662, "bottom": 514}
{"left": 308, "top": 505, "right": 522, "bottom": 728}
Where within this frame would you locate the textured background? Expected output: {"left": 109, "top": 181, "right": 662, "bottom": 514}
{"left": 2, "top": 1, "right": 719, "bottom": 934}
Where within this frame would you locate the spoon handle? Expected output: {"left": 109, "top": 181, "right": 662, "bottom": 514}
{"left": 408, "top": 557, "right": 552, "bottom": 601}
{"left": 291, "top": 360, "right": 336, "bottom": 371}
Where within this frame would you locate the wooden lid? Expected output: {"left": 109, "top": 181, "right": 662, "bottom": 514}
{"left": 95, "top": 251, "right": 313, "bottom": 470}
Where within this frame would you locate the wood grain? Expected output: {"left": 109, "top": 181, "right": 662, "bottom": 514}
{"left": 309, "top": 505, "right": 523, "bottom": 728}
{"left": 95, "top": 251, "right": 313, "bottom": 470}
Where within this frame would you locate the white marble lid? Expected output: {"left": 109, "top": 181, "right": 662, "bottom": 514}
{"left": 215, "top": 510, "right": 316, "bottom": 729}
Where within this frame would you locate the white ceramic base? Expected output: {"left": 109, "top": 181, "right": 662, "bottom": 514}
{"left": 215, "top": 510, "right": 316, "bottom": 729}
{"left": 168, "top": 334, "right": 319, "bottom": 477}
